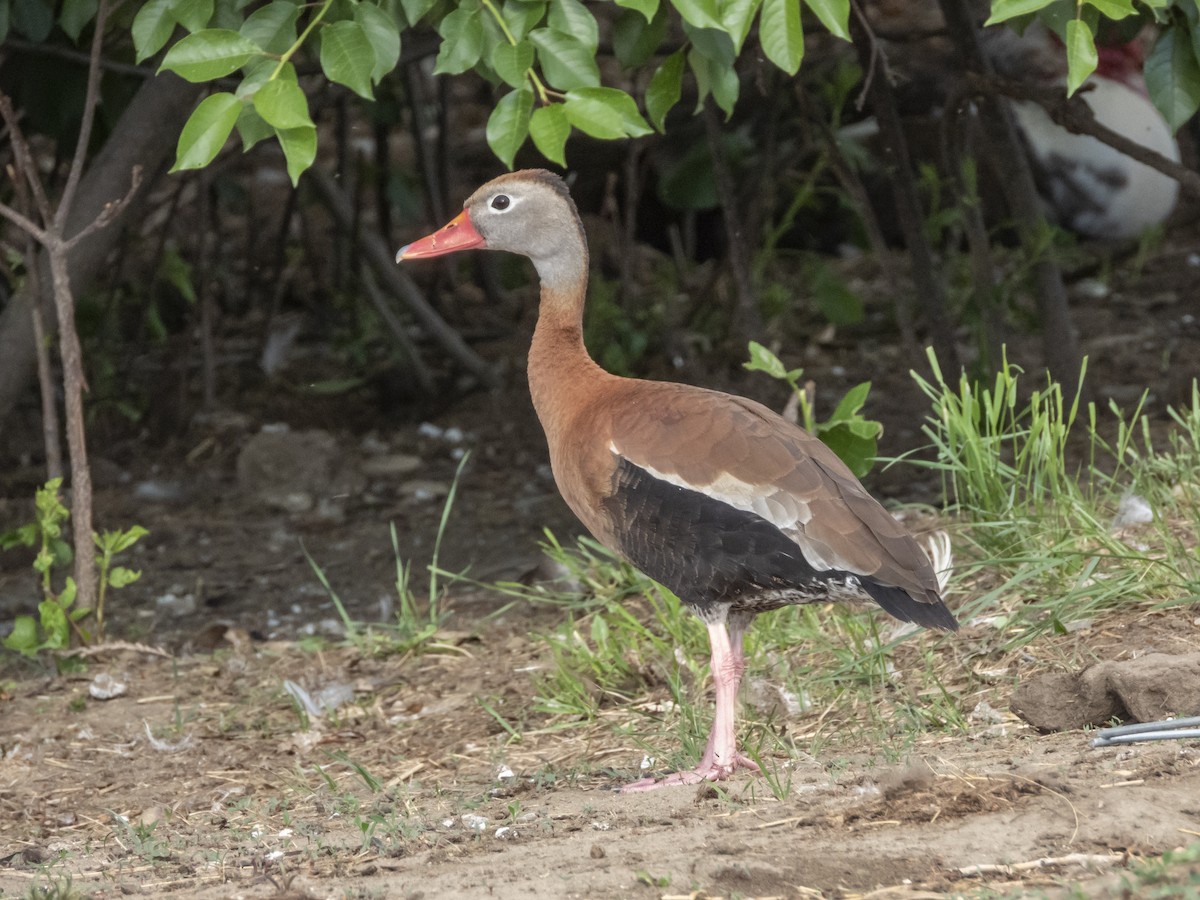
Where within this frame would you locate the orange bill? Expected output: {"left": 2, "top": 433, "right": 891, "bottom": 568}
{"left": 395, "top": 209, "right": 484, "bottom": 261}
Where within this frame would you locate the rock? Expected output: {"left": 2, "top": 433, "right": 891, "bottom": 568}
{"left": 1011, "top": 652, "right": 1200, "bottom": 732}
{"left": 236, "top": 427, "right": 362, "bottom": 512}
{"left": 360, "top": 453, "right": 422, "bottom": 478}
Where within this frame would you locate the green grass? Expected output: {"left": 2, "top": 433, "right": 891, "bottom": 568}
{"left": 493, "top": 351, "right": 1200, "bottom": 779}
{"left": 905, "top": 349, "right": 1200, "bottom": 647}
{"left": 304, "top": 453, "right": 471, "bottom": 657}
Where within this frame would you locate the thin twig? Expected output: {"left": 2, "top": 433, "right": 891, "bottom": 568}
{"left": 56, "top": 0, "right": 111, "bottom": 232}
{"left": 959, "top": 853, "right": 1123, "bottom": 877}
{"left": 53, "top": 640, "right": 173, "bottom": 659}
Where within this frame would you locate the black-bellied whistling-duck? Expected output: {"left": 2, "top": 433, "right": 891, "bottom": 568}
{"left": 398, "top": 170, "right": 957, "bottom": 791}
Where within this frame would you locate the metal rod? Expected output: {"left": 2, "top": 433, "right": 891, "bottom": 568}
{"left": 1090, "top": 716, "right": 1200, "bottom": 748}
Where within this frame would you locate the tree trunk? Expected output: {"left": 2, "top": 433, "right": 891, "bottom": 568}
{"left": 0, "top": 73, "right": 203, "bottom": 429}
{"left": 936, "top": 0, "right": 1083, "bottom": 395}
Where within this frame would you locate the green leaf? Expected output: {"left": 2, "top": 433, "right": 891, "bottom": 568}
{"left": 1083, "top": 0, "right": 1135, "bottom": 18}
{"left": 173, "top": 0, "right": 214, "bottom": 32}
{"left": 434, "top": 6, "right": 484, "bottom": 75}
{"left": 0, "top": 523, "right": 37, "bottom": 550}
{"left": 502, "top": 0, "right": 546, "bottom": 41}
{"left": 1065, "top": 18, "right": 1097, "bottom": 97}
{"left": 277, "top": 124, "right": 317, "bottom": 185}
{"left": 2, "top": 615, "right": 41, "bottom": 656}
{"left": 563, "top": 87, "right": 652, "bottom": 139}
{"left": 683, "top": 20, "right": 736, "bottom": 66}
{"left": 615, "top": 0, "right": 658, "bottom": 20}
{"left": 809, "top": 259, "right": 863, "bottom": 325}
{"left": 548, "top": 0, "right": 598, "bottom": 53}
{"left": 133, "top": 0, "right": 176, "bottom": 61}
{"left": 38, "top": 598, "right": 68, "bottom": 647}
{"left": 688, "top": 46, "right": 740, "bottom": 116}
{"left": 817, "top": 420, "right": 877, "bottom": 477}
{"left": 320, "top": 20, "right": 376, "bottom": 99}
{"left": 760, "top": 0, "right": 804, "bottom": 75}
{"left": 486, "top": 88, "right": 534, "bottom": 169}
{"left": 355, "top": 3, "right": 401, "bottom": 83}
{"left": 720, "top": 0, "right": 759, "bottom": 53}
{"left": 743, "top": 341, "right": 792, "bottom": 380}
{"left": 235, "top": 57, "right": 281, "bottom": 99}
{"left": 236, "top": 104, "right": 274, "bottom": 150}
{"left": 613, "top": 4, "right": 668, "bottom": 68}
{"left": 12, "top": 0, "right": 53, "bottom": 41}
{"left": 160, "top": 29, "right": 264, "bottom": 82}
{"left": 529, "top": 104, "right": 570, "bottom": 166}
{"left": 828, "top": 381, "right": 872, "bottom": 423}
{"left": 529, "top": 28, "right": 601, "bottom": 90}
{"left": 99, "top": 525, "right": 150, "bottom": 554}
{"left": 985, "top": 0, "right": 1057, "bottom": 25}
{"left": 805, "top": 0, "right": 850, "bottom": 41}
{"left": 171, "top": 91, "right": 242, "bottom": 172}
{"left": 240, "top": 0, "right": 299, "bottom": 54}
{"left": 399, "top": 0, "right": 437, "bottom": 27}
{"left": 253, "top": 78, "right": 314, "bottom": 129}
{"left": 59, "top": 0, "right": 97, "bottom": 42}
{"left": 491, "top": 40, "right": 535, "bottom": 89}
{"left": 1145, "top": 23, "right": 1200, "bottom": 132}
{"left": 646, "top": 48, "right": 685, "bottom": 131}
{"left": 107, "top": 567, "right": 143, "bottom": 589}
{"left": 672, "top": 0, "right": 723, "bottom": 30}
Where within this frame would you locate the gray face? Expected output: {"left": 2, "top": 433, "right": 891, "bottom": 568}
{"left": 464, "top": 178, "right": 586, "bottom": 289}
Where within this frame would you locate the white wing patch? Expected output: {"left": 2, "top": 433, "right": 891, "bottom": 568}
{"left": 609, "top": 439, "right": 828, "bottom": 557}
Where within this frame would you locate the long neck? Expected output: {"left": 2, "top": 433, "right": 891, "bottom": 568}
{"left": 526, "top": 229, "right": 607, "bottom": 431}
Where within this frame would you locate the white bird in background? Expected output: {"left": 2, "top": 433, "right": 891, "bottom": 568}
{"left": 987, "top": 23, "right": 1180, "bottom": 240}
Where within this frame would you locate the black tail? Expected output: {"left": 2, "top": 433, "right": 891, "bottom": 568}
{"left": 862, "top": 581, "right": 959, "bottom": 631}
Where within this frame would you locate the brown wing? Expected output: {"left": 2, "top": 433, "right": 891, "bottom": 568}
{"left": 602, "top": 380, "right": 943, "bottom": 604}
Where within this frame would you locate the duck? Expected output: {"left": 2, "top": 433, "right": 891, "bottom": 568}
{"left": 398, "top": 169, "right": 957, "bottom": 791}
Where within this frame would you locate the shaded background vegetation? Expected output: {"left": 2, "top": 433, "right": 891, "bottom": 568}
{"left": 0, "top": 0, "right": 1197, "bottom": 627}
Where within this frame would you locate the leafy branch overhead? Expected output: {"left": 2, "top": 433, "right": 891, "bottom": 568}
{"left": 129, "top": 0, "right": 852, "bottom": 182}
{"left": 987, "top": 0, "right": 1200, "bottom": 129}
{"left": 16, "top": 0, "right": 1196, "bottom": 182}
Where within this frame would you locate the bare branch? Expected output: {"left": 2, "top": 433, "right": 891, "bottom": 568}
{"left": 0, "top": 94, "right": 54, "bottom": 228}
{"left": 56, "top": 0, "right": 111, "bottom": 232}
{"left": 968, "top": 72, "right": 1200, "bottom": 200}
{"left": 63, "top": 165, "right": 144, "bottom": 251}
{"left": 0, "top": 191, "right": 49, "bottom": 244}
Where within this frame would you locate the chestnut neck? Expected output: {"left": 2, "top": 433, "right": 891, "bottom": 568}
{"left": 526, "top": 225, "right": 608, "bottom": 433}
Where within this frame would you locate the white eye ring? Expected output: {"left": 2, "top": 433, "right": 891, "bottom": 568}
{"left": 491, "top": 194, "right": 512, "bottom": 211}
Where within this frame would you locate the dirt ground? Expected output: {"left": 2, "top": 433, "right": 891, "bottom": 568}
{"left": 1, "top": 210, "right": 1199, "bottom": 897}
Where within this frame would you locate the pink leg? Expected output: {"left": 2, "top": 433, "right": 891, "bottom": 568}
{"left": 622, "top": 616, "right": 760, "bottom": 792}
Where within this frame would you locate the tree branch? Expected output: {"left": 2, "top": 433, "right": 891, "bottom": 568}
{"left": 968, "top": 72, "right": 1200, "bottom": 199}
{"left": 63, "top": 165, "right": 144, "bottom": 251}
{"left": 0, "top": 96, "right": 54, "bottom": 230}
{"left": 56, "top": 0, "right": 111, "bottom": 233}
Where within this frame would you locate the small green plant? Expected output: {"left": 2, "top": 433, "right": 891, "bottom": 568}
{"left": 93, "top": 525, "right": 149, "bottom": 636}
{"left": 743, "top": 341, "right": 883, "bottom": 477}
{"left": 110, "top": 815, "right": 172, "bottom": 863}
{"left": 306, "top": 453, "right": 468, "bottom": 656}
{"left": 23, "top": 874, "right": 82, "bottom": 900}
{"left": 635, "top": 870, "right": 671, "bottom": 888}
{"left": 2, "top": 479, "right": 147, "bottom": 656}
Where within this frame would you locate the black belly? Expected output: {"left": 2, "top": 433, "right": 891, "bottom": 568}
{"left": 601, "top": 457, "right": 862, "bottom": 617}
{"left": 600, "top": 457, "right": 957, "bottom": 630}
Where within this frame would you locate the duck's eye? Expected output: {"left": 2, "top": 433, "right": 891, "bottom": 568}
{"left": 491, "top": 195, "right": 511, "bottom": 211}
